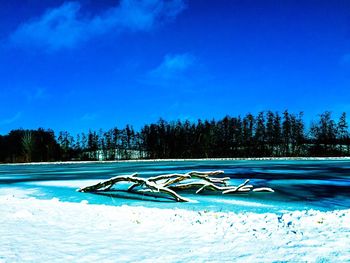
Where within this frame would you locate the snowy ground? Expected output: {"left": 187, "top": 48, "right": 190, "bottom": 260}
{"left": 1, "top": 193, "right": 349, "bottom": 262}
{"left": 2, "top": 156, "right": 350, "bottom": 166}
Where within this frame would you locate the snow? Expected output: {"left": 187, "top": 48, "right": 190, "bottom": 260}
{"left": 1, "top": 193, "right": 349, "bottom": 262}
{"left": 2, "top": 156, "right": 350, "bottom": 166}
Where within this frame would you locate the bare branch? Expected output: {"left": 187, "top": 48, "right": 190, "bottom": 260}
{"left": 222, "top": 179, "right": 250, "bottom": 194}
{"left": 78, "top": 173, "right": 138, "bottom": 192}
{"left": 148, "top": 173, "right": 190, "bottom": 182}
{"left": 78, "top": 173, "right": 190, "bottom": 202}
{"left": 78, "top": 170, "right": 274, "bottom": 202}
{"left": 253, "top": 187, "right": 275, "bottom": 192}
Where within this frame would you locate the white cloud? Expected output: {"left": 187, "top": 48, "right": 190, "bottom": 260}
{"left": 148, "top": 53, "right": 195, "bottom": 80}
{"left": 10, "top": 0, "right": 185, "bottom": 51}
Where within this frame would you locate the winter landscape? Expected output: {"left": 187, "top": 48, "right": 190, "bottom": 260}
{"left": 1, "top": 160, "right": 350, "bottom": 262}
{"left": 1, "top": 0, "right": 350, "bottom": 262}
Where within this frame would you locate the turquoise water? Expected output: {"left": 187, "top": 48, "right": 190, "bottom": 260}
{"left": 1, "top": 160, "right": 350, "bottom": 213}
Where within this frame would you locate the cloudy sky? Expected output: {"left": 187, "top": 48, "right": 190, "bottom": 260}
{"left": 0, "top": 0, "right": 349, "bottom": 134}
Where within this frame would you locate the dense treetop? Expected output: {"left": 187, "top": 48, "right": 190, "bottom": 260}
{"left": 0, "top": 111, "right": 349, "bottom": 163}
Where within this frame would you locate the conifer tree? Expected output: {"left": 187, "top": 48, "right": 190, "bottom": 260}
{"left": 337, "top": 112, "right": 348, "bottom": 154}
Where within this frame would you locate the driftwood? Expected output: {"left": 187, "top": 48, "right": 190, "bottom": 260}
{"left": 78, "top": 173, "right": 190, "bottom": 202}
{"left": 78, "top": 170, "right": 274, "bottom": 202}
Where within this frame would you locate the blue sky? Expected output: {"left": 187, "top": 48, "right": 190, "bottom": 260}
{"left": 0, "top": 0, "right": 350, "bottom": 135}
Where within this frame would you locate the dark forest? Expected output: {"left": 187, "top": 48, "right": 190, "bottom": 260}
{"left": 0, "top": 111, "right": 349, "bottom": 163}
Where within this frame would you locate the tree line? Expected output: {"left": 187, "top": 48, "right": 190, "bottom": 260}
{"left": 0, "top": 110, "right": 349, "bottom": 163}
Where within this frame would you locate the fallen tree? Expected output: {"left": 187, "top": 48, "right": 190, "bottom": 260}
{"left": 78, "top": 170, "right": 274, "bottom": 202}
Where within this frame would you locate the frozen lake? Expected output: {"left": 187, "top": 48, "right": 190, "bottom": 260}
{"left": 1, "top": 159, "right": 350, "bottom": 213}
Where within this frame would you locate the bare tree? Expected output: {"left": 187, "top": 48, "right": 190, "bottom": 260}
{"left": 22, "top": 131, "right": 34, "bottom": 162}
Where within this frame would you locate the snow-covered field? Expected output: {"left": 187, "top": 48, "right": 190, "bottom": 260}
{"left": 2, "top": 156, "right": 350, "bottom": 166}
{"left": 1, "top": 193, "right": 349, "bottom": 262}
